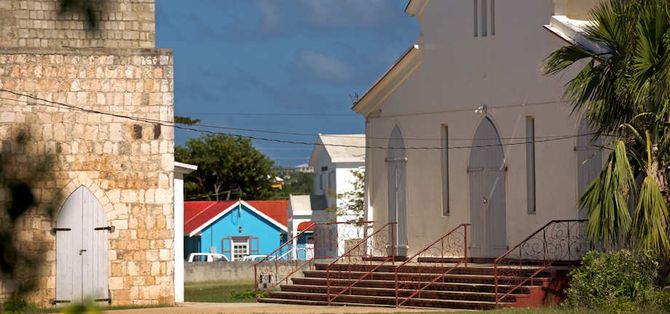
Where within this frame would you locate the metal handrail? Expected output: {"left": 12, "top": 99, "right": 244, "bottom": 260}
{"left": 254, "top": 221, "right": 316, "bottom": 301}
{"left": 493, "top": 219, "right": 588, "bottom": 305}
{"left": 394, "top": 223, "right": 469, "bottom": 307}
{"left": 254, "top": 220, "right": 375, "bottom": 301}
{"left": 326, "top": 222, "right": 396, "bottom": 305}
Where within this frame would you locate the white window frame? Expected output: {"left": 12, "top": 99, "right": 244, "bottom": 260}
{"left": 526, "top": 116, "right": 536, "bottom": 214}
{"left": 232, "top": 239, "right": 250, "bottom": 261}
{"left": 441, "top": 124, "right": 450, "bottom": 216}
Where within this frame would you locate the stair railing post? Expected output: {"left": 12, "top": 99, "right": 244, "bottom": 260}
{"left": 494, "top": 263, "right": 499, "bottom": 305}
{"left": 326, "top": 266, "right": 331, "bottom": 305}
{"left": 313, "top": 222, "right": 319, "bottom": 263}
{"left": 392, "top": 223, "right": 396, "bottom": 263}
{"left": 464, "top": 224, "right": 468, "bottom": 267}
{"left": 395, "top": 266, "right": 399, "bottom": 307}
{"left": 542, "top": 228, "right": 547, "bottom": 266}
{"left": 254, "top": 263, "right": 259, "bottom": 302}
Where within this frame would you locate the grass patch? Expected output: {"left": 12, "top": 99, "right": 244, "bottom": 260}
{"left": 185, "top": 280, "right": 256, "bottom": 303}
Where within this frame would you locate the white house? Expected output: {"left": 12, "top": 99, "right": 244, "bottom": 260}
{"left": 309, "top": 134, "right": 365, "bottom": 216}
{"left": 353, "top": 0, "right": 603, "bottom": 258}
{"left": 287, "top": 194, "right": 331, "bottom": 258}
{"left": 173, "top": 162, "right": 197, "bottom": 303}
{"left": 287, "top": 134, "right": 366, "bottom": 256}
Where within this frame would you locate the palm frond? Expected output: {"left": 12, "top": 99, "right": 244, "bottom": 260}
{"left": 631, "top": 176, "right": 670, "bottom": 254}
{"left": 579, "top": 140, "right": 634, "bottom": 247}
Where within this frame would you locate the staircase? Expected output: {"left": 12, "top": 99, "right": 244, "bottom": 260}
{"left": 258, "top": 260, "right": 571, "bottom": 309}
{"left": 255, "top": 220, "right": 587, "bottom": 310}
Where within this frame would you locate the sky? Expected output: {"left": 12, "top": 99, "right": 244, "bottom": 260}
{"left": 155, "top": 0, "right": 419, "bottom": 166}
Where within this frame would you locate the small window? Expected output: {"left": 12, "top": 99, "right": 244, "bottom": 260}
{"left": 473, "top": 0, "right": 478, "bottom": 37}
{"left": 442, "top": 125, "right": 450, "bottom": 216}
{"left": 491, "top": 0, "right": 496, "bottom": 35}
{"left": 481, "top": 0, "right": 487, "bottom": 37}
{"left": 320, "top": 173, "right": 326, "bottom": 191}
{"left": 328, "top": 171, "right": 335, "bottom": 193}
{"left": 232, "top": 240, "right": 249, "bottom": 261}
{"left": 526, "top": 116, "right": 536, "bottom": 214}
{"left": 475, "top": 0, "right": 495, "bottom": 37}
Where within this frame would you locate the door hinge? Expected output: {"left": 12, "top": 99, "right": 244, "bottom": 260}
{"left": 50, "top": 299, "right": 71, "bottom": 305}
{"left": 94, "top": 226, "right": 115, "bottom": 233}
{"left": 51, "top": 228, "right": 71, "bottom": 235}
{"left": 94, "top": 298, "right": 111, "bottom": 304}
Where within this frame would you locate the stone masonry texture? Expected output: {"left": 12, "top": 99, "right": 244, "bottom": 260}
{"left": 0, "top": 0, "right": 174, "bottom": 307}
{"left": 0, "top": 0, "right": 155, "bottom": 49}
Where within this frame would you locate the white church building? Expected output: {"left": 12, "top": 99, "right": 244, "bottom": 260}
{"left": 353, "top": 0, "right": 603, "bottom": 257}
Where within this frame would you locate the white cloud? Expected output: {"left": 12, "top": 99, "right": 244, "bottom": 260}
{"left": 297, "top": 0, "right": 396, "bottom": 29}
{"left": 294, "top": 50, "right": 355, "bottom": 83}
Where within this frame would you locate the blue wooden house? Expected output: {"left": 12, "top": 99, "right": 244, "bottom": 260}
{"left": 184, "top": 200, "right": 288, "bottom": 261}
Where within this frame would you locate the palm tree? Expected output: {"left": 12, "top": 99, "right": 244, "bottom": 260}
{"left": 544, "top": 0, "right": 670, "bottom": 254}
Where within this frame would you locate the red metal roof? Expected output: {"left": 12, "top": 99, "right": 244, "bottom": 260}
{"left": 297, "top": 221, "right": 315, "bottom": 232}
{"left": 184, "top": 200, "right": 288, "bottom": 235}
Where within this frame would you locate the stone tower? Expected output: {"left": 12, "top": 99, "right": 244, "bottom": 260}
{"left": 0, "top": 0, "right": 175, "bottom": 306}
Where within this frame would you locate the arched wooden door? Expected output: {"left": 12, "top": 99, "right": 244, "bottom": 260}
{"left": 468, "top": 118, "right": 507, "bottom": 257}
{"left": 55, "top": 186, "right": 109, "bottom": 304}
{"left": 387, "top": 125, "right": 408, "bottom": 256}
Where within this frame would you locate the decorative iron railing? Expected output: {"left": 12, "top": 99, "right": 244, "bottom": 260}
{"left": 325, "top": 222, "right": 396, "bottom": 305}
{"left": 254, "top": 221, "right": 372, "bottom": 301}
{"left": 493, "top": 219, "right": 589, "bottom": 305}
{"left": 394, "top": 223, "right": 469, "bottom": 307}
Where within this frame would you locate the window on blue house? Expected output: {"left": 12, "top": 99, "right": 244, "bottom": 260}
{"left": 232, "top": 238, "right": 250, "bottom": 261}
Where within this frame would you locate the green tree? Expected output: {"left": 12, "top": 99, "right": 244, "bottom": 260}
{"left": 260, "top": 168, "right": 313, "bottom": 200}
{"left": 174, "top": 116, "right": 201, "bottom": 126}
{"left": 176, "top": 134, "right": 274, "bottom": 200}
{"left": 544, "top": 0, "right": 670, "bottom": 254}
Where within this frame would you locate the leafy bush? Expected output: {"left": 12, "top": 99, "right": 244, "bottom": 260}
{"left": 650, "top": 289, "right": 670, "bottom": 312}
{"left": 1, "top": 294, "right": 29, "bottom": 312}
{"left": 565, "top": 250, "right": 658, "bottom": 311}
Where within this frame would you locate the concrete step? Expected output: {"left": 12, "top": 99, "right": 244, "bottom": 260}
{"left": 280, "top": 284, "right": 518, "bottom": 303}
{"left": 267, "top": 291, "right": 509, "bottom": 310}
{"left": 417, "top": 257, "right": 581, "bottom": 267}
{"left": 302, "top": 270, "right": 549, "bottom": 286}
{"left": 257, "top": 297, "right": 388, "bottom": 308}
{"left": 315, "top": 263, "right": 550, "bottom": 277}
{"left": 290, "top": 277, "right": 531, "bottom": 294}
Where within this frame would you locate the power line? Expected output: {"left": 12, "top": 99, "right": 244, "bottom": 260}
{"left": 182, "top": 115, "right": 593, "bottom": 142}
{"left": 0, "top": 88, "right": 605, "bottom": 151}
{"left": 179, "top": 112, "right": 353, "bottom": 117}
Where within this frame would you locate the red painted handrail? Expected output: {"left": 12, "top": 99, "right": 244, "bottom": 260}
{"left": 254, "top": 221, "right": 316, "bottom": 301}
{"left": 394, "top": 223, "right": 469, "bottom": 307}
{"left": 493, "top": 219, "right": 587, "bottom": 305}
{"left": 254, "top": 220, "right": 374, "bottom": 301}
{"left": 326, "top": 222, "right": 396, "bottom": 305}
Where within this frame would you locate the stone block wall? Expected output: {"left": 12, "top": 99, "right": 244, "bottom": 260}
{"left": 0, "top": 0, "right": 155, "bottom": 49}
{"left": 0, "top": 48, "right": 174, "bottom": 306}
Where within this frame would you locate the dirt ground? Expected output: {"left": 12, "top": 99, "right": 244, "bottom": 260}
{"left": 105, "top": 302, "right": 446, "bottom": 314}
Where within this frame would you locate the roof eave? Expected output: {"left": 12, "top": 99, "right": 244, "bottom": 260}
{"left": 352, "top": 45, "right": 421, "bottom": 116}
{"left": 187, "top": 200, "right": 288, "bottom": 237}
{"left": 175, "top": 161, "right": 197, "bottom": 174}
{"left": 308, "top": 135, "right": 324, "bottom": 168}
{"left": 544, "top": 16, "right": 610, "bottom": 55}
{"left": 405, "top": 0, "right": 429, "bottom": 16}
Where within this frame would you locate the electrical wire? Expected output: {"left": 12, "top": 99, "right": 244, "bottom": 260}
{"left": 0, "top": 88, "right": 608, "bottom": 151}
